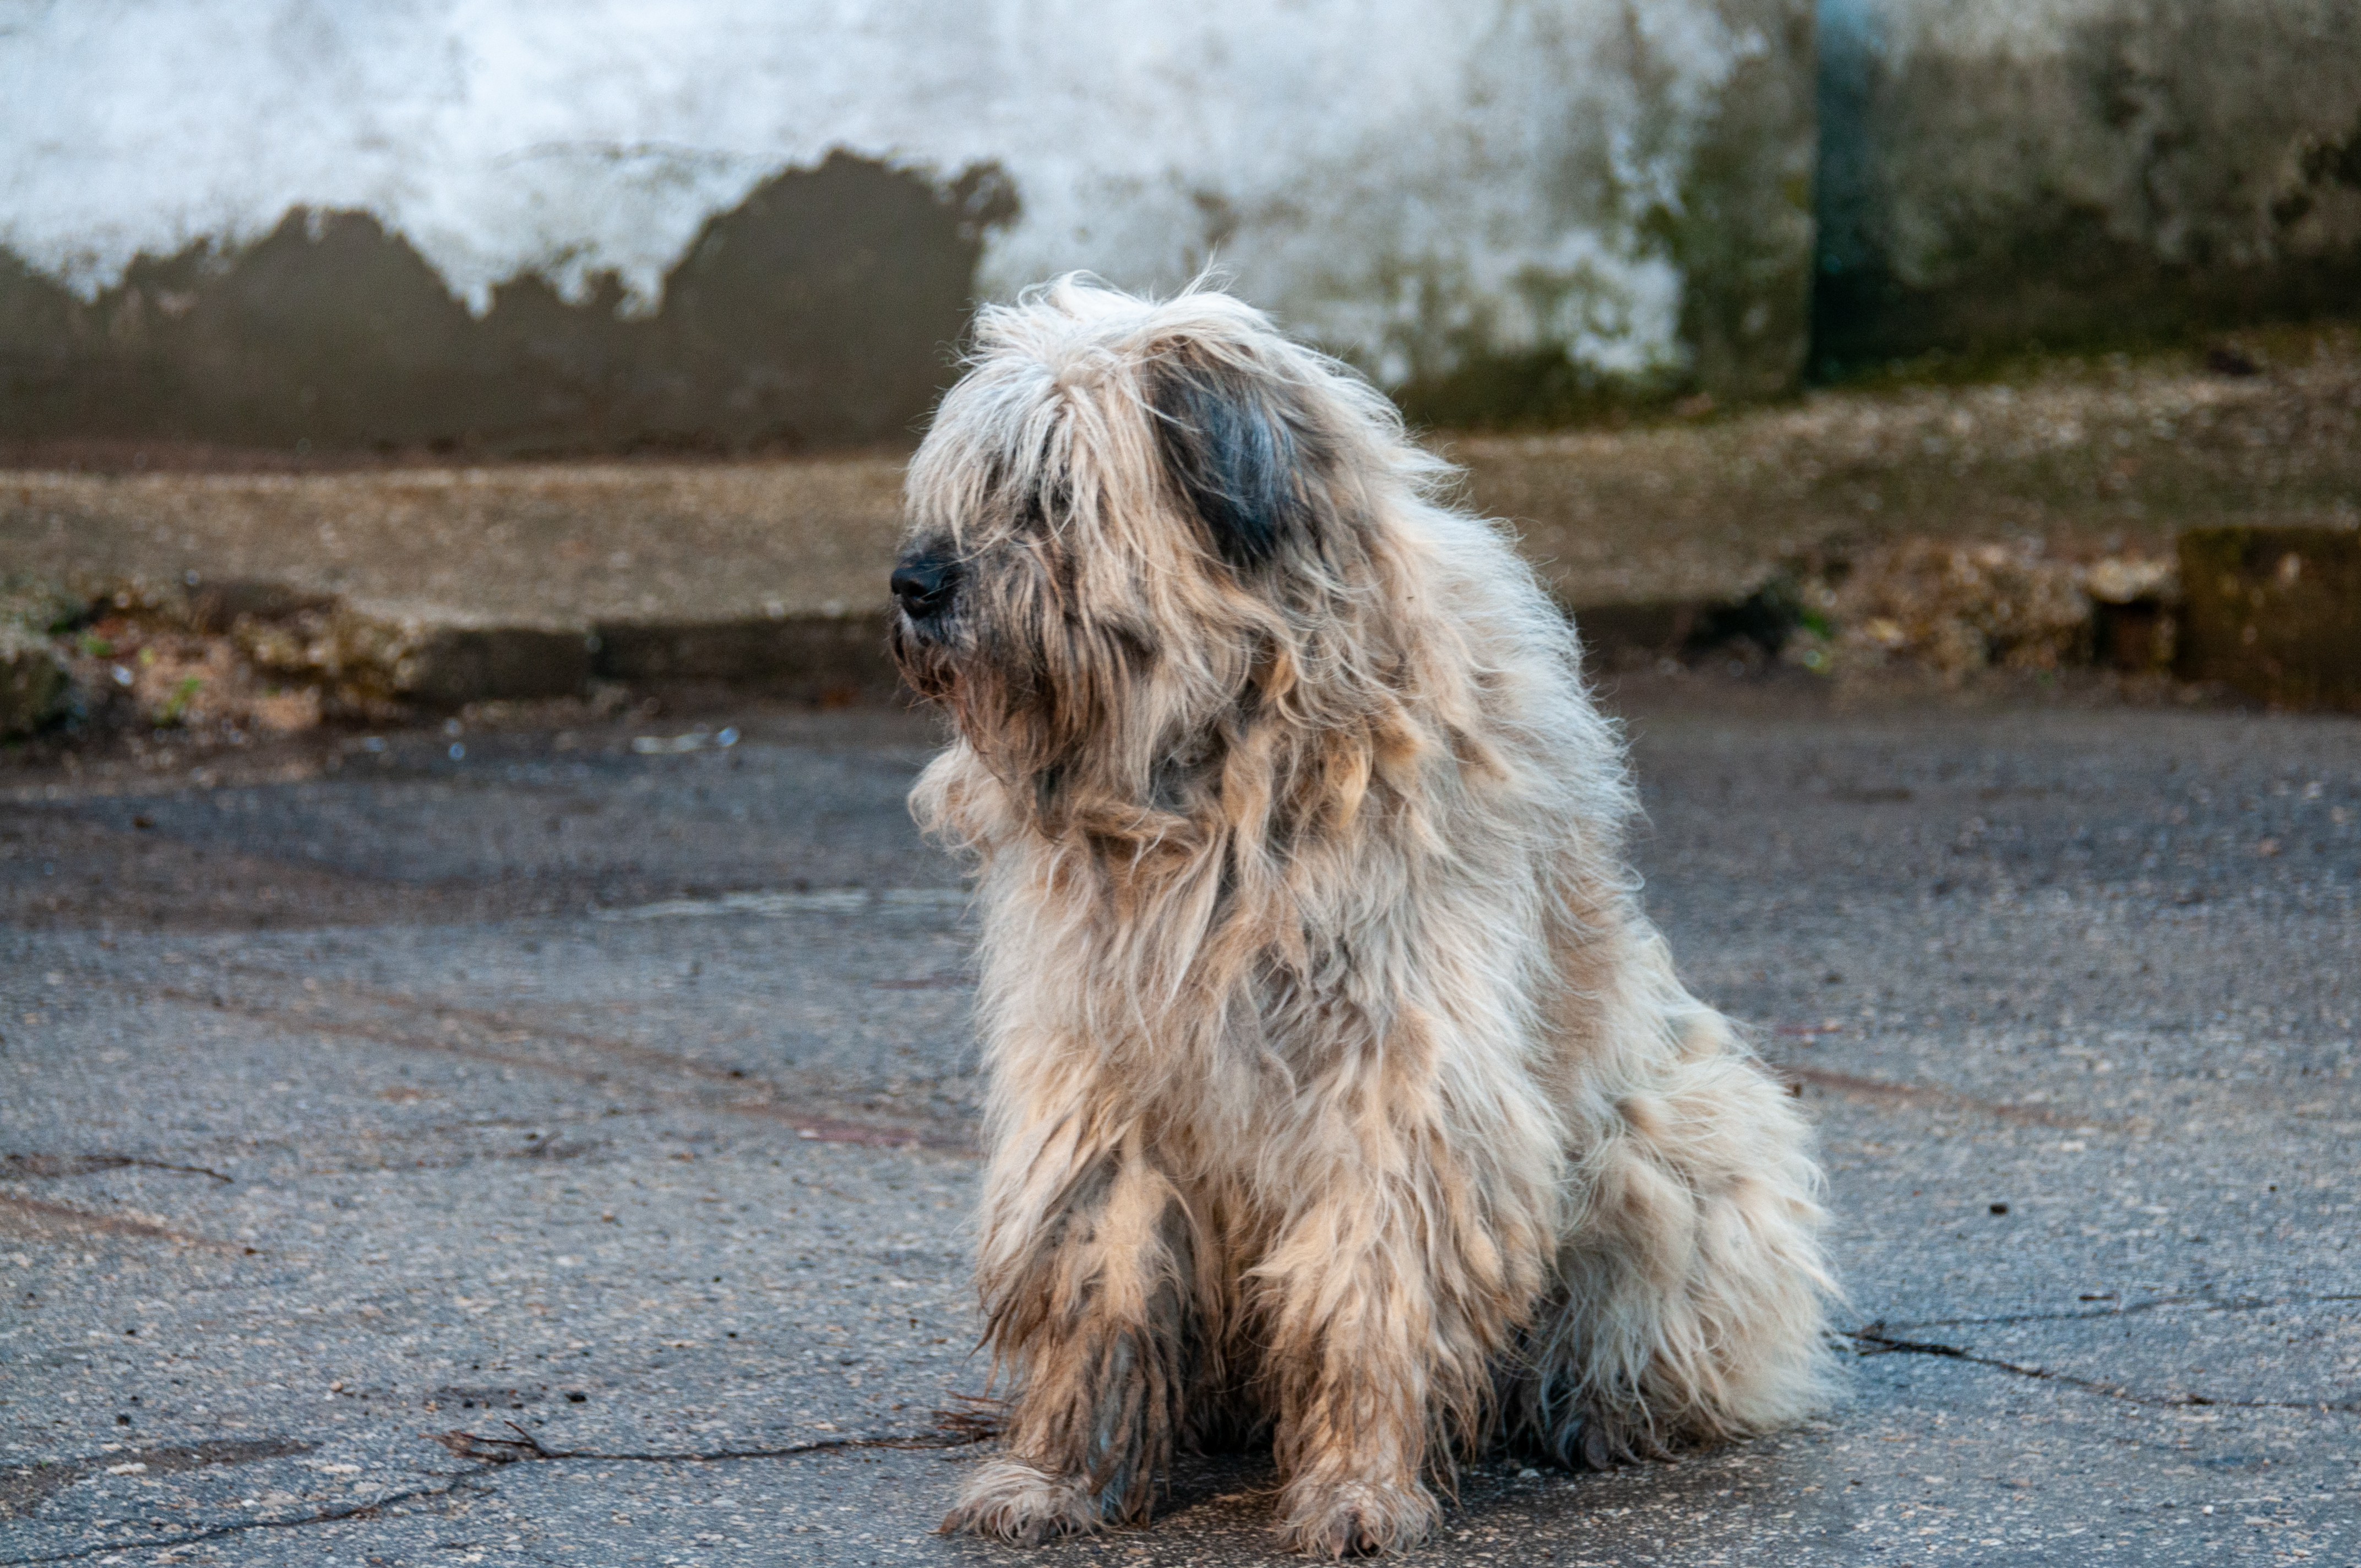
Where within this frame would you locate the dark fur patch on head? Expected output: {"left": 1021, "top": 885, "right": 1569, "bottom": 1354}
{"left": 1147, "top": 352, "right": 1323, "bottom": 570}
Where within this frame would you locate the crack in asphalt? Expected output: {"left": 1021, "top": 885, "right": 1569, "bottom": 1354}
{"left": 0, "top": 1474, "right": 492, "bottom": 1567}
{"left": 148, "top": 984, "right": 973, "bottom": 1153}
{"left": 0, "top": 1411, "right": 999, "bottom": 1567}
{"left": 0, "top": 1440, "right": 316, "bottom": 1521}
{"left": 1, "top": 1154, "right": 235, "bottom": 1184}
{"left": 425, "top": 1406, "right": 1000, "bottom": 1466}
{"left": 1846, "top": 1325, "right": 2361, "bottom": 1414}
{"left": 0, "top": 1192, "right": 243, "bottom": 1252}
{"left": 1772, "top": 1061, "right": 2130, "bottom": 1131}
{"left": 216, "top": 961, "right": 779, "bottom": 1091}
{"left": 1883, "top": 1291, "right": 2361, "bottom": 1330}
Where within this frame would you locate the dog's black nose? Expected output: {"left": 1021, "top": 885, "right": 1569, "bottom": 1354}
{"left": 891, "top": 554, "right": 959, "bottom": 620}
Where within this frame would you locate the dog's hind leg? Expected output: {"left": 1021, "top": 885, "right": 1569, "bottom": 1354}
{"left": 1514, "top": 954, "right": 1836, "bottom": 1464}
{"left": 942, "top": 1118, "right": 1199, "bottom": 1543}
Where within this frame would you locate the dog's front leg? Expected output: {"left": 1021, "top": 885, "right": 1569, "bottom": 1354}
{"left": 943, "top": 1120, "right": 1195, "bottom": 1544}
{"left": 1258, "top": 1159, "right": 1510, "bottom": 1558}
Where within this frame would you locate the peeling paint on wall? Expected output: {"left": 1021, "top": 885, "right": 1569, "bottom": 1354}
{"left": 0, "top": 155, "right": 1009, "bottom": 453}
{"left": 1815, "top": 0, "right": 2361, "bottom": 368}
{"left": 0, "top": 0, "right": 1815, "bottom": 448}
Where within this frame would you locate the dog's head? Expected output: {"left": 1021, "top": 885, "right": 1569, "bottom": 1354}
{"left": 892, "top": 278, "right": 1429, "bottom": 820}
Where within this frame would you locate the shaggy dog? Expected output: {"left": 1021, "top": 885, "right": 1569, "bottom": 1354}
{"left": 890, "top": 279, "right": 1834, "bottom": 1556}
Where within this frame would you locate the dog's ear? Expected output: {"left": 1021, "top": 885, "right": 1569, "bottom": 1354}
{"left": 1146, "top": 351, "right": 1318, "bottom": 570}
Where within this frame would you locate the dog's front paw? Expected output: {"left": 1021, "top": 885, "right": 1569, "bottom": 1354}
{"left": 940, "top": 1457, "right": 1103, "bottom": 1545}
{"left": 1276, "top": 1476, "right": 1440, "bottom": 1558}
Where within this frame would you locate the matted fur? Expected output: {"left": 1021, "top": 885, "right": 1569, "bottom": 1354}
{"left": 891, "top": 277, "right": 1836, "bottom": 1557}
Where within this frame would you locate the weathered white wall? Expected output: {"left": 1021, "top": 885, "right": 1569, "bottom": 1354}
{"left": 1816, "top": 0, "right": 2361, "bottom": 363}
{"left": 0, "top": 0, "right": 1808, "bottom": 395}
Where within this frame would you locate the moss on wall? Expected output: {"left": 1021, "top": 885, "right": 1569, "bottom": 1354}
{"left": 1673, "top": 0, "right": 1818, "bottom": 401}
{"left": 1391, "top": 0, "right": 1818, "bottom": 426}
{"left": 1813, "top": 0, "right": 2361, "bottom": 371}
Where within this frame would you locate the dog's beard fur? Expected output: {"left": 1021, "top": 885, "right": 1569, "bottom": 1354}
{"left": 894, "top": 278, "right": 1836, "bottom": 1556}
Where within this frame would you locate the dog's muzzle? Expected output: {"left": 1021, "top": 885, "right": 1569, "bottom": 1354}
{"left": 891, "top": 553, "right": 960, "bottom": 623}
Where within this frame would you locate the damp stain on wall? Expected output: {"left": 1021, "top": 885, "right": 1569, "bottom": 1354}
{"left": 0, "top": 153, "right": 1018, "bottom": 455}
{"left": 1813, "top": 0, "right": 2361, "bottom": 370}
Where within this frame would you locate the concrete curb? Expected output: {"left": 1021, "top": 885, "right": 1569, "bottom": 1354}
{"left": 2178, "top": 526, "right": 2361, "bottom": 711}
{"left": 0, "top": 628, "right": 68, "bottom": 737}
{"left": 15, "top": 526, "right": 2361, "bottom": 725}
{"left": 345, "top": 613, "right": 904, "bottom": 709}
{"left": 592, "top": 614, "right": 900, "bottom": 704}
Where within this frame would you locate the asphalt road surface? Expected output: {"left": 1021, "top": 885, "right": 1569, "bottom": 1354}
{"left": 4, "top": 677, "right": 2356, "bottom": 1566}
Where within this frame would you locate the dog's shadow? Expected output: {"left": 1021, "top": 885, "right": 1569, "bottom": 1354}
{"left": 935, "top": 1454, "right": 1645, "bottom": 1561}
{"left": 1156, "top": 1447, "right": 1284, "bottom": 1520}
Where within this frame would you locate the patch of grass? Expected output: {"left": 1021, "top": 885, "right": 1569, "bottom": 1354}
{"left": 153, "top": 674, "right": 203, "bottom": 727}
